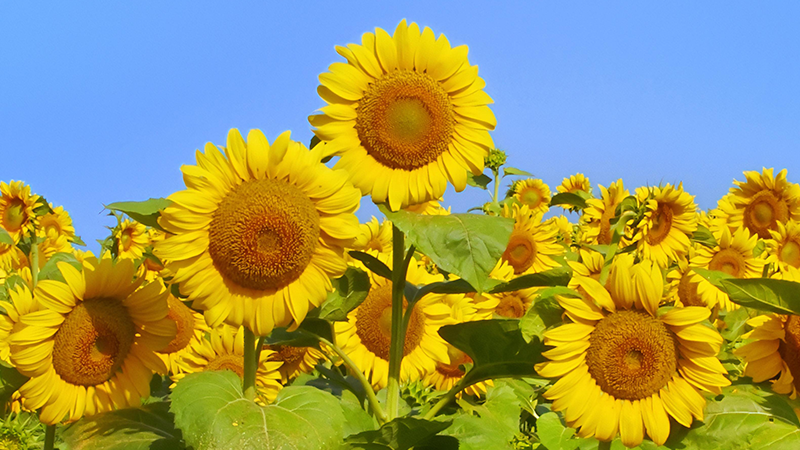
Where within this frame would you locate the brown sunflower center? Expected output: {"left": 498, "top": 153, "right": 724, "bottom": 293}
{"left": 208, "top": 179, "right": 320, "bottom": 291}
{"left": 780, "top": 240, "right": 800, "bottom": 268}
{"left": 3, "top": 199, "right": 26, "bottom": 232}
{"left": 269, "top": 345, "right": 307, "bottom": 366}
{"left": 597, "top": 204, "right": 616, "bottom": 245}
{"left": 355, "top": 283, "right": 425, "bottom": 360}
{"left": 677, "top": 272, "right": 704, "bottom": 307}
{"left": 52, "top": 298, "right": 136, "bottom": 386}
{"left": 495, "top": 293, "right": 527, "bottom": 318}
{"left": 436, "top": 345, "right": 471, "bottom": 377}
{"left": 646, "top": 203, "right": 674, "bottom": 245}
{"left": 355, "top": 70, "right": 454, "bottom": 171}
{"left": 744, "top": 191, "right": 788, "bottom": 238}
{"left": 503, "top": 233, "right": 537, "bottom": 275}
{"left": 205, "top": 354, "right": 245, "bottom": 378}
{"left": 709, "top": 248, "right": 746, "bottom": 278}
{"left": 586, "top": 310, "right": 679, "bottom": 400}
{"left": 159, "top": 296, "right": 196, "bottom": 354}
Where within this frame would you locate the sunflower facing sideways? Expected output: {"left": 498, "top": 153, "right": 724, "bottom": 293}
{"left": 309, "top": 19, "right": 496, "bottom": 210}
{"left": 581, "top": 179, "right": 629, "bottom": 245}
{"left": 0, "top": 181, "right": 40, "bottom": 244}
{"left": 155, "top": 129, "right": 361, "bottom": 336}
{"left": 501, "top": 204, "right": 563, "bottom": 276}
{"left": 631, "top": 184, "right": 698, "bottom": 268}
{"left": 8, "top": 258, "right": 176, "bottom": 424}
{"left": 535, "top": 254, "right": 729, "bottom": 447}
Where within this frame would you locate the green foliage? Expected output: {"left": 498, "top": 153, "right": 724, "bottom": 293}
{"left": 694, "top": 269, "right": 800, "bottom": 315}
{"left": 37, "top": 252, "right": 82, "bottom": 282}
{"left": 502, "top": 167, "right": 532, "bottom": 177}
{"left": 380, "top": 206, "right": 514, "bottom": 293}
{"left": 344, "top": 417, "right": 457, "bottom": 450}
{"left": 263, "top": 318, "right": 333, "bottom": 349}
{"left": 0, "top": 361, "right": 29, "bottom": 406}
{"left": 520, "top": 287, "right": 576, "bottom": 342}
{"left": 549, "top": 192, "right": 588, "bottom": 210}
{"left": 536, "top": 412, "right": 584, "bottom": 450}
{"left": 467, "top": 172, "right": 493, "bottom": 190}
{"left": 315, "top": 267, "right": 371, "bottom": 322}
{"left": 349, "top": 251, "right": 392, "bottom": 279}
{"left": 60, "top": 402, "right": 183, "bottom": 450}
{"left": 171, "top": 371, "right": 350, "bottom": 450}
{"left": 441, "top": 382, "right": 523, "bottom": 450}
{"left": 105, "top": 198, "right": 171, "bottom": 231}
{"left": 691, "top": 225, "right": 717, "bottom": 249}
{"left": 439, "top": 320, "right": 546, "bottom": 389}
{"left": 489, "top": 267, "right": 572, "bottom": 293}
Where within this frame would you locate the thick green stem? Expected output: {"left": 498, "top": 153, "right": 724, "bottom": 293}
{"left": 423, "top": 382, "right": 462, "bottom": 420}
{"left": 44, "top": 423, "right": 56, "bottom": 450}
{"left": 318, "top": 336, "right": 388, "bottom": 424}
{"left": 492, "top": 168, "right": 500, "bottom": 204}
{"left": 242, "top": 328, "right": 258, "bottom": 401}
{"left": 386, "top": 224, "right": 406, "bottom": 419}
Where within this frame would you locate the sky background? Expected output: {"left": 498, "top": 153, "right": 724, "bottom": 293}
{"left": 1, "top": 1, "right": 799, "bottom": 251}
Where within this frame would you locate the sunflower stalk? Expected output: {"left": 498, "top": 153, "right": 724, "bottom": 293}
{"left": 242, "top": 328, "right": 258, "bottom": 401}
{"left": 29, "top": 231, "right": 39, "bottom": 288}
{"left": 386, "top": 224, "right": 412, "bottom": 419}
{"left": 44, "top": 424, "right": 56, "bottom": 450}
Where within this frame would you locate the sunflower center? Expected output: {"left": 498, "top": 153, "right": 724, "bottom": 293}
{"left": 597, "top": 206, "right": 616, "bottom": 245}
{"left": 780, "top": 240, "right": 800, "bottom": 268}
{"left": 709, "top": 248, "right": 746, "bottom": 277}
{"left": 503, "top": 233, "right": 537, "bottom": 274}
{"left": 205, "top": 354, "right": 245, "bottom": 378}
{"left": 436, "top": 344, "right": 471, "bottom": 377}
{"left": 495, "top": 293, "right": 527, "bottom": 318}
{"left": 159, "top": 296, "right": 196, "bottom": 354}
{"left": 519, "top": 188, "right": 543, "bottom": 209}
{"left": 119, "top": 229, "right": 133, "bottom": 252}
{"left": 52, "top": 298, "right": 136, "bottom": 387}
{"left": 269, "top": 345, "right": 307, "bottom": 366}
{"left": 3, "top": 200, "right": 25, "bottom": 232}
{"left": 677, "top": 272, "right": 704, "bottom": 307}
{"left": 778, "top": 315, "right": 800, "bottom": 393}
{"left": 586, "top": 310, "right": 679, "bottom": 400}
{"left": 208, "top": 179, "right": 320, "bottom": 291}
{"left": 744, "top": 191, "right": 788, "bottom": 238}
{"left": 355, "top": 70, "right": 454, "bottom": 171}
{"left": 355, "top": 283, "right": 425, "bottom": 360}
{"left": 646, "top": 203, "right": 674, "bottom": 245}
{"left": 45, "top": 222, "right": 61, "bottom": 237}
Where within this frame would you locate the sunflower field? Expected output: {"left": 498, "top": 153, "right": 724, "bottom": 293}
{"left": 3, "top": 19, "right": 800, "bottom": 450}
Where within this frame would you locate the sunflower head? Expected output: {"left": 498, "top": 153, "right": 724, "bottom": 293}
{"left": 500, "top": 204, "right": 563, "bottom": 275}
{"left": 114, "top": 219, "right": 149, "bottom": 260}
{"left": 582, "top": 179, "right": 629, "bottom": 245}
{"left": 557, "top": 173, "right": 592, "bottom": 195}
{"left": 310, "top": 19, "right": 495, "bottom": 210}
{"left": 0, "top": 181, "right": 40, "bottom": 243}
{"left": 512, "top": 178, "right": 551, "bottom": 215}
{"left": 632, "top": 184, "right": 698, "bottom": 268}
{"left": 353, "top": 217, "right": 393, "bottom": 253}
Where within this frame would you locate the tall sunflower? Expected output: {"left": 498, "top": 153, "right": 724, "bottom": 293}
{"left": 9, "top": 258, "right": 176, "bottom": 424}
{"left": 114, "top": 219, "right": 149, "bottom": 260}
{"left": 501, "top": 204, "right": 563, "bottom": 276}
{"left": 512, "top": 178, "right": 551, "bottom": 215}
{"left": 309, "top": 20, "right": 495, "bottom": 210}
{"left": 582, "top": 179, "right": 629, "bottom": 245}
{"left": 631, "top": 184, "right": 697, "bottom": 268}
{"left": 557, "top": 173, "right": 592, "bottom": 196}
{"left": 0, "top": 181, "right": 39, "bottom": 244}
{"left": 535, "top": 255, "right": 729, "bottom": 447}
{"left": 155, "top": 129, "right": 361, "bottom": 336}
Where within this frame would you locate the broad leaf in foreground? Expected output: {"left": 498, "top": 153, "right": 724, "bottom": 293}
{"left": 440, "top": 382, "right": 523, "bottom": 450}
{"left": 345, "top": 417, "right": 456, "bottom": 450}
{"left": 694, "top": 268, "right": 800, "bottom": 315}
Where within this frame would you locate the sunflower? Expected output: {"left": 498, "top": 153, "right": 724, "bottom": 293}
{"left": 631, "top": 184, "right": 697, "bottom": 268}
{"left": 155, "top": 294, "right": 208, "bottom": 375}
{"left": 0, "top": 181, "right": 39, "bottom": 244}
{"left": 666, "top": 251, "right": 707, "bottom": 308}
{"left": 404, "top": 198, "right": 450, "bottom": 215}
{"left": 713, "top": 168, "right": 800, "bottom": 239}
{"left": 512, "top": 178, "right": 551, "bottom": 215}
{"left": 501, "top": 204, "right": 563, "bottom": 276}
{"left": 691, "top": 226, "right": 764, "bottom": 311}
{"left": 155, "top": 129, "right": 361, "bottom": 336}
{"left": 558, "top": 173, "right": 592, "bottom": 196}
{"left": 535, "top": 255, "right": 729, "bottom": 447}
{"left": 265, "top": 345, "right": 325, "bottom": 384}
{"left": 334, "top": 252, "right": 452, "bottom": 390}
{"left": 0, "top": 243, "right": 24, "bottom": 274}
{"left": 765, "top": 220, "right": 800, "bottom": 274}
{"left": 582, "top": 179, "right": 629, "bottom": 245}
{"left": 8, "top": 257, "right": 176, "bottom": 424}
{"left": 37, "top": 205, "right": 75, "bottom": 242}
{"left": 309, "top": 19, "right": 495, "bottom": 211}
{"left": 0, "top": 284, "right": 39, "bottom": 363}
{"left": 352, "top": 217, "right": 393, "bottom": 253}
{"left": 568, "top": 249, "right": 605, "bottom": 281}
{"left": 546, "top": 215, "right": 575, "bottom": 247}
{"left": 173, "top": 325, "right": 284, "bottom": 402}
{"left": 423, "top": 343, "right": 490, "bottom": 397}
{"left": 114, "top": 219, "right": 149, "bottom": 260}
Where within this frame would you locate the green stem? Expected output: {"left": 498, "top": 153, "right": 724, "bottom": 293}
{"left": 44, "top": 423, "right": 56, "bottom": 450}
{"left": 30, "top": 232, "right": 40, "bottom": 288}
{"left": 597, "top": 441, "right": 612, "bottom": 450}
{"left": 386, "top": 224, "right": 406, "bottom": 419}
{"left": 423, "top": 382, "right": 462, "bottom": 420}
{"left": 242, "top": 328, "right": 258, "bottom": 401}
{"left": 318, "top": 336, "right": 388, "bottom": 424}
{"left": 492, "top": 168, "right": 500, "bottom": 204}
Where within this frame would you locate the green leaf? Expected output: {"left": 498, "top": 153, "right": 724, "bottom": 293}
{"left": 691, "top": 225, "right": 718, "bottom": 249}
{"left": 105, "top": 198, "right": 172, "bottom": 231}
{"left": 694, "top": 269, "right": 800, "bottom": 315}
{"left": 349, "top": 251, "right": 392, "bottom": 280}
{"left": 70, "top": 234, "right": 86, "bottom": 246}
{"left": 440, "top": 382, "right": 521, "bottom": 450}
{"left": 262, "top": 318, "right": 333, "bottom": 348}
{"left": 666, "top": 385, "right": 800, "bottom": 450}
{"left": 0, "top": 228, "right": 13, "bottom": 245}
{"left": 344, "top": 417, "right": 455, "bottom": 450}
{"left": 0, "top": 361, "right": 29, "bottom": 405}
{"left": 37, "top": 252, "right": 82, "bottom": 282}
{"left": 536, "top": 412, "right": 584, "bottom": 450}
{"left": 317, "top": 268, "right": 371, "bottom": 321}
{"left": 439, "top": 319, "right": 546, "bottom": 388}
{"left": 60, "top": 402, "right": 183, "bottom": 450}
{"left": 520, "top": 287, "right": 576, "bottom": 342}
{"left": 172, "top": 371, "right": 348, "bottom": 450}
{"left": 488, "top": 267, "right": 572, "bottom": 293}
{"left": 502, "top": 167, "right": 533, "bottom": 177}
{"left": 467, "top": 172, "right": 492, "bottom": 190}
{"left": 550, "top": 192, "right": 588, "bottom": 210}
{"left": 380, "top": 206, "right": 514, "bottom": 294}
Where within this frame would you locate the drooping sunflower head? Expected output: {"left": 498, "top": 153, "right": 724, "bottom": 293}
{"left": 512, "top": 178, "right": 551, "bottom": 215}
{"left": 500, "top": 204, "right": 563, "bottom": 275}
{"left": 632, "top": 184, "right": 698, "bottom": 268}
{"left": 9, "top": 257, "right": 176, "bottom": 424}
{"left": 582, "top": 179, "right": 629, "bottom": 245}
{"left": 536, "top": 256, "right": 729, "bottom": 447}
{"left": 155, "top": 129, "right": 361, "bottom": 336}
{"left": 37, "top": 205, "right": 75, "bottom": 242}
{"left": 114, "top": 219, "right": 149, "bottom": 260}
{"left": 309, "top": 20, "right": 495, "bottom": 210}
{"left": 557, "top": 173, "right": 592, "bottom": 196}
{"left": 0, "top": 181, "right": 40, "bottom": 244}
{"left": 352, "top": 217, "right": 393, "bottom": 253}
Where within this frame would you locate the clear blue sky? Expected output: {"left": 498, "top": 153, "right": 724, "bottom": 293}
{"left": 2, "top": 1, "right": 798, "bottom": 250}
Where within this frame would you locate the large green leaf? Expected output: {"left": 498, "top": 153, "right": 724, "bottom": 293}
{"left": 694, "top": 269, "right": 800, "bottom": 315}
{"left": 60, "top": 402, "right": 183, "bottom": 450}
{"left": 519, "top": 287, "right": 575, "bottom": 342}
{"left": 171, "top": 371, "right": 348, "bottom": 450}
{"left": 344, "top": 417, "right": 456, "bottom": 450}
{"left": 691, "top": 225, "right": 717, "bottom": 249}
{"left": 536, "top": 412, "right": 585, "bottom": 450}
{"left": 439, "top": 320, "right": 546, "bottom": 388}
{"left": 440, "top": 382, "right": 522, "bottom": 450}
{"left": 315, "top": 268, "right": 371, "bottom": 322}
{"left": 380, "top": 206, "right": 513, "bottom": 293}
{"left": 549, "top": 192, "right": 588, "bottom": 210}
{"left": 489, "top": 267, "right": 572, "bottom": 293}
{"left": 349, "top": 251, "right": 393, "bottom": 280}
{"left": 503, "top": 167, "right": 532, "bottom": 177}
{"left": 262, "top": 318, "right": 333, "bottom": 348}
{"left": 666, "top": 384, "right": 800, "bottom": 450}
{"left": 467, "top": 172, "right": 492, "bottom": 190}
{"left": 105, "top": 198, "right": 171, "bottom": 230}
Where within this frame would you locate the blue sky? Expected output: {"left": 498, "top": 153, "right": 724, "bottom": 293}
{"left": 1, "top": 1, "right": 798, "bottom": 250}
